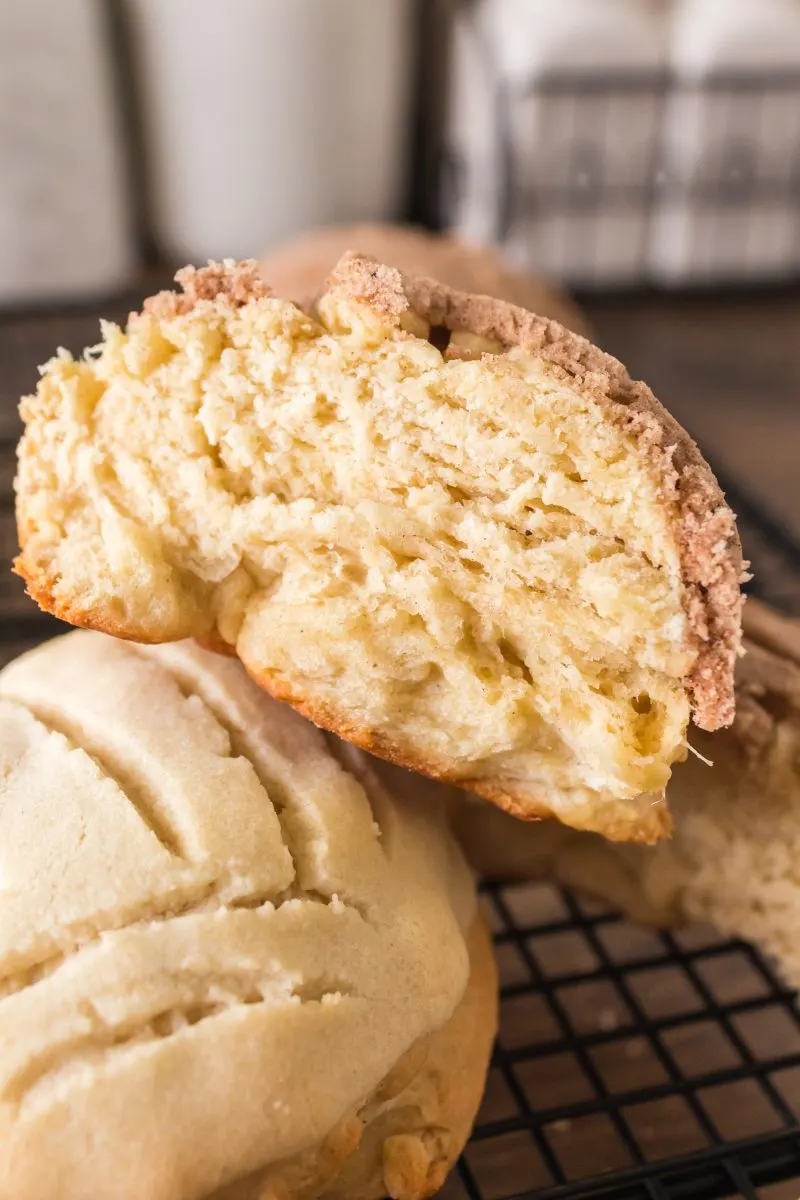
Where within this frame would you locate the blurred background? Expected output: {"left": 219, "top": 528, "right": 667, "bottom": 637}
{"left": 3, "top": 5, "right": 800, "bottom": 1187}
{"left": 4, "top": 0, "right": 800, "bottom": 294}
{"left": 0, "top": 0, "right": 799, "bottom": 590}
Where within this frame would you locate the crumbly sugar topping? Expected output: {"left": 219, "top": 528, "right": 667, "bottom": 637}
{"left": 142, "top": 259, "right": 272, "bottom": 321}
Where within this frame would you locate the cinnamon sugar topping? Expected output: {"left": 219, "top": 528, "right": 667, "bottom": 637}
{"left": 143, "top": 260, "right": 272, "bottom": 320}
{"left": 326, "top": 252, "right": 410, "bottom": 323}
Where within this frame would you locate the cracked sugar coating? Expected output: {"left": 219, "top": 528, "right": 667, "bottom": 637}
{"left": 456, "top": 599, "right": 800, "bottom": 992}
{"left": 0, "top": 631, "right": 495, "bottom": 1200}
{"left": 15, "top": 255, "right": 743, "bottom": 843}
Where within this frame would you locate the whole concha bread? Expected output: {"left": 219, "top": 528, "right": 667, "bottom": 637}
{"left": 0, "top": 631, "right": 496, "bottom": 1200}
{"left": 259, "top": 222, "right": 590, "bottom": 334}
{"left": 15, "top": 255, "right": 743, "bottom": 843}
{"left": 456, "top": 598, "right": 800, "bottom": 988}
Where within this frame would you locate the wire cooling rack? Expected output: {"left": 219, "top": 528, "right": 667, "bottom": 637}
{"left": 1, "top": 300, "right": 800, "bottom": 1199}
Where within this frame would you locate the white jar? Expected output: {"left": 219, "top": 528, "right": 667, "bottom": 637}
{"left": 127, "top": 0, "right": 414, "bottom": 263}
{"left": 0, "top": 0, "right": 134, "bottom": 305}
{"left": 649, "top": 0, "right": 800, "bottom": 283}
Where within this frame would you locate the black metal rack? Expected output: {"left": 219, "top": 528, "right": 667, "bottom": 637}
{"left": 2, "top": 298, "right": 800, "bottom": 1199}
{"left": 466, "top": 879, "right": 800, "bottom": 1200}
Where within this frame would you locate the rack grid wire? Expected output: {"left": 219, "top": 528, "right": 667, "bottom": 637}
{"left": 1, "top": 298, "right": 800, "bottom": 1200}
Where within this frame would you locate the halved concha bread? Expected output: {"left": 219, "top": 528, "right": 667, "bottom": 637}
{"left": 0, "top": 630, "right": 496, "bottom": 1200}
{"left": 15, "top": 254, "right": 743, "bottom": 842}
{"left": 456, "top": 599, "right": 800, "bottom": 989}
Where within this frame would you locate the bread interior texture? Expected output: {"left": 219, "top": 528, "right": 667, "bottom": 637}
{"left": 18, "top": 288, "right": 693, "bottom": 836}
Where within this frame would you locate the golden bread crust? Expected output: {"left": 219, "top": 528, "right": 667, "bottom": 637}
{"left": 13, "top": 556, "right": 169, "bottom": 646}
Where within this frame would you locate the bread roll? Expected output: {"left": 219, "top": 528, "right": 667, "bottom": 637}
{"left": 15, "top": 255, "right": 743, "bottom": 843}
{"left": 456, "top": 598, "right": 800, "bottom": 987}
{"left": 259, "top": 222, "right": 590, "bottom": 334}
{"left": 0, "top": 631, "right": 496, "bottom": 1200}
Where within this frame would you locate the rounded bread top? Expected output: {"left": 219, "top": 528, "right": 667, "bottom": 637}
{"left": 0, "top": 631, "right": 475, "bottom": 1200}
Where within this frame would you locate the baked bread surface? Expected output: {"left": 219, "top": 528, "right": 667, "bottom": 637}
{"left": 457, "top": 598, "right": 800, "bottom": 987}
{"left": 0, "top": 631, "right": 494, "bottom": 1200}
{"left": 15, "top": 255, "right": 742, "bottom": 842}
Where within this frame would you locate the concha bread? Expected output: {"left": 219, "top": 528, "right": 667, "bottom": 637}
{"left": 15, "top": 255, "right": 743, "bottom": 843}
{"left": 0, "top": 631, "right": 496, "bottom": 1200}
{"left": 259, "top": 222, "right": 590, "bottom": 334}
{"left": 456, "top": 598, "right": 800, "bottom": 987}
